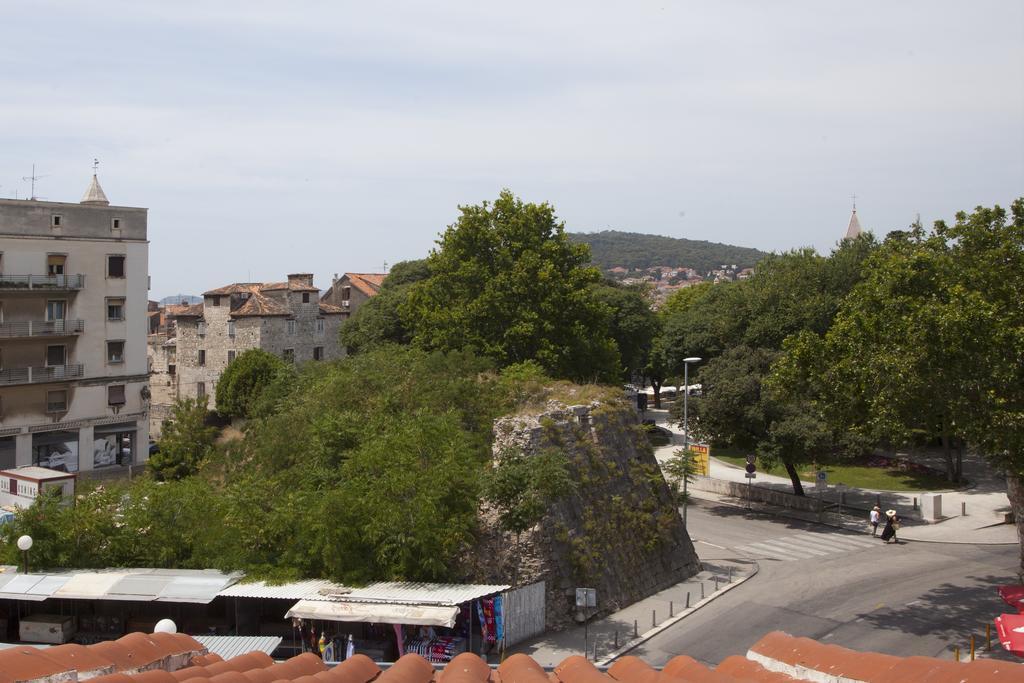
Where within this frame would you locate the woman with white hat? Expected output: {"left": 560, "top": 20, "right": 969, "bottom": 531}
{"left": 880, "top": 509, "right": 900, "bottom": 543}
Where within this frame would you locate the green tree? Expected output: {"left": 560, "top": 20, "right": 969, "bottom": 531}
{"left": 339, "top": 259, "right": 429, "bottom": 354}
{"left": 215, "top": 348, "right": 288, "bottom": 419}
{"left": 592, "top": 281, "right": 659, "bottom": 382}
{"left": 482, "top": 447, "right": 573, "bottom": 584}
{"left": 404, "top": 190, "right": 620, "bottom": 382}
{"left": 149, "top": 397, "right": 218, "bottom": 480}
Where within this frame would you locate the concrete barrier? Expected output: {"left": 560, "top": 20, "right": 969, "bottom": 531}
{"left": 690, "top": 476, "right": 824, "bottom": 512}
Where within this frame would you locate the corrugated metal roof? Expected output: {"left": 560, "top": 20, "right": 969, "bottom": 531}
{"left": 192, "top": 635, "right": 282, "bottom": 660}
{"left": 322, "top": 582, "right": 510, "bottom": 606}
{"left": 1, "top": 568, "right": 241, "bottom": 604}
{"left": 218, "top": 579, "right": 341, "bottom": 600}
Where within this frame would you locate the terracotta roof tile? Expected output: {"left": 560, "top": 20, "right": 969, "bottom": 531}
{"left": 262, "top": 282, "right": 320, "bottom": 293}
{"left": 0, "top": 646, "right": 74, "bottom": 681}
{"left": 606, "top": 656, "right": 659, "bottom": 683}
{"left": 40, "top": 642, "right": 117, "bottom": 677}
{"left": 375, "top": 653, "right": 436, "bottom": 683}
{"left": 166, "top": 303, "right": 205, "bottom": 318}
{"left": 230, "top": 292, "right": 291, "bottom": 317}
{"left": 439, "top": 652, "right": 492, "bottom": 683}
{"left": 204, "top": 283, "right": 264, "bottom": 296}
{"left": 319, "top": 302, "right": 346, "bottom": 315}
{"left": 552, "top": 655, "right": 613, "bottom": 683}
{"left": 714, "top": 656, "right": 796, "bottom": 682}
{"left": 497, "top": 653, "right": 549, "bottom": 683}
{"left": 347, "top": 273, "right": 386, "bottom": 297}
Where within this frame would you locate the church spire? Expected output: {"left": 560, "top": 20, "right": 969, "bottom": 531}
{"left": 844, "top": 195, "right": 862, "bottom": 240}
{"left": 80, "top": 158, "right": 110, "bottom": 206}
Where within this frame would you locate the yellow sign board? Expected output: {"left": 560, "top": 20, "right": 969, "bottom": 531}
{"left": 688, "top": 444, "right": 711, "bottom": 476}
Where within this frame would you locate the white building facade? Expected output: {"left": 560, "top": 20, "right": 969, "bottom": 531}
{"left": 0, "top": 175, "right": 150, "bottom": 474}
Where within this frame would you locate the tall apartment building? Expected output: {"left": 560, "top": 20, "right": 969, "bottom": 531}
{"left": 0, "top": 175, "right": 150, "bottom": 473}
{"left": 159, "top": 274, "right": 345, "bottom": 414}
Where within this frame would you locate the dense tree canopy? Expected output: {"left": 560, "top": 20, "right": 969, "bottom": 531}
{"left": 403, "top": 190, "right": 620, "bottom": 382}
{"left": 215, "top": 348, "right": 289, "bottom": 419}
{"left": 339, "top": 259, "right": 429, "bottom": 354}
{"left": 572, "top": 230, "right": 768, "bottom": 273}
{"left": 148, "top": 397, "right": 219, "bottom": 481}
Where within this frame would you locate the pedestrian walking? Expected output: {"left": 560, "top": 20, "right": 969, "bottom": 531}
{"left": 880, "top": 509, "right": 900, "bottom": 544}
{"left": 870, "top": 505, "right": 881, "bottom": 536}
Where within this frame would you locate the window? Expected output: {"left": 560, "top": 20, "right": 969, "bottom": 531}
{"left": 107, "top": 298, "right": 125, "bottom": 321}
{"left": 51, "top": 215, "right": 62, "bottom": 227}
{"left": 287, "top": 319, "right": 296, "bottom": 335}
{"left": 316, "top": 318, "right": 325, "bottom": 335}
{"left": 46, "top": 390, "right": 68, "bottom": 413}
{"left": 198, "top": 349, "right": 206, "bottom": 366}
{"left": 227, "top": 350, "right": 236, "bottom": 363}
{"left": 341, "top": 286, "right": 351, "bottom": 301}
{"left": 46, "top": 300, "right": 66, "bottom": 321}
{"left": 111, "top": 218, "right": 121, "bottom": 230}
{"left": 168, "top": 364, "right": 176, "bottom": 376}
{"left": 46, "top": 345, "right": 66, "bottom": 366}
{"left": 196, "top": 382, "right": 206, "bottom": 397}
{"left": 107, "top": 341, "right": 125, "bottom": 364}
{"left": 197, "top": 321, "right": 206, "bottom": 336}
{"left": 313, "top": 346, "right": 324, "bottom": 361}
{"left": 227, "top": 320, "right": 235, "bottom": 337}
{"left": 302, "top": 292, "right": 310, "bottom": 303}
{"left": 108, "top": 385, "right": 125, "bottom": 406}
{"left": 283, "top": 348, "right": 294, "bottom": 363}
{"left": 107, "top": 255, "right": 125, "bottom": 278}
{"left": 212, "top": 296, "right": 221, "bottom": 307}
{"left": 47, "top": 254, "right": 66, "bottom": 276}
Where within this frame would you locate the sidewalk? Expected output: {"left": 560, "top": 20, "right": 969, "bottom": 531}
{"left": 646, "top": 409, "right": 1017, "bottom": 545}
{"left": 509, "top": 559, "right": 757, "bottom": 667}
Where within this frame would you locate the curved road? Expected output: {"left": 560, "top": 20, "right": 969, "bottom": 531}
{"left": 633, "top": 497, "right": 1019, "bottom": 665}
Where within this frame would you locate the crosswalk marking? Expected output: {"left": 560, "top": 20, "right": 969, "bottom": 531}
{"left": 735, "top": 531, "right": 879, "bottom": 562}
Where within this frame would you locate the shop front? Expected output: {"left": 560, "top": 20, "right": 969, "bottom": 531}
{"left": 32, "top": 431, "right": 79, "bottom": 472}
{"left": 93, "top": 423, "right": 136, "bottom": 468}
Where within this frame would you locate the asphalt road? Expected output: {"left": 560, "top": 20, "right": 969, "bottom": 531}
{"left": 632, "top": 497, "right": 1020, "bottom": 666}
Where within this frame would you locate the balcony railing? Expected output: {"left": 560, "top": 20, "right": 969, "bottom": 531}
{"left": 0, "top": 363, "right": 84, "bottom": 386}
{"left": 0, "top": 274, "right": 86, "bottom": 290}
{"left": 0, "top": 319, "right": 85, "bottom": 338}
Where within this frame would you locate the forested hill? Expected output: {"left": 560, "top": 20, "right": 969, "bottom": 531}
{"left": 571, "top": 230, "right": 770, "bottom": 272}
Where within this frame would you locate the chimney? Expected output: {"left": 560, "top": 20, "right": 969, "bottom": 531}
{"left": 288, "top": 273, "right": 314, "bottom": 287}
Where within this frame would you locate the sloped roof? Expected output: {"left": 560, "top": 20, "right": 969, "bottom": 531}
{"left": 164, "top": 303, "right": 204, "bottom": 318}
{"left": 845, "top": 209, "right": 863, "bottom": 239}
{"left": 231, "top": 292, "right": 291, "bottom": 317}
{"left": 262, "top": 280, "right": 320, "bottom": 293}
{"left": 80, "top": 175, "right": 110, "bottom": 206}
{"left": 5, "top": 629, "right": 1022, "bottom": 682}
{"left": 323, "top": 273, "right": 386, "bottom": 301}
{"left": 319, "top": 302, "right": 346, "bottom": 315}
{"left": 203, "top": 283, "right": 262, "bottom": 297}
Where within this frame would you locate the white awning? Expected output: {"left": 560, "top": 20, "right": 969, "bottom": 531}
{"left": 285, "top": 599, "right": 460, "bottom": 627}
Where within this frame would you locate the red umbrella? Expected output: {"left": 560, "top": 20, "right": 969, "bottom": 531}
{"left": 995, "top": 613, "right": 1024, "bottom": 657}
{"left": 998, "top": 585, "right": 1024, "bottom": 613}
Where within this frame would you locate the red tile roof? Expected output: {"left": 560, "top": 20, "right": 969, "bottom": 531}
{"left": 346, "top": 273, "right": 385, "bottom": 297}
{"left": 231, "top": 292, "right": 291, "bottom": 317}
{"left": 262, "top": 281, "right": 320, "bottom": 293}
{"left": 319, "top": 302, "right": 346, "bottom": 316}
{"left": 4, "top": 630, "right": 1023, "bottom": 683}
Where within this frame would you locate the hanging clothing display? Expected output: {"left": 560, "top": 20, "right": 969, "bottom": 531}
{"left": 494, "top": 596, "right": 504, "bottom": 644}
{"left": 476, "top": 599, "right": 497, "bottom": 644}
{"left": 403, "top": 635, "right": 465, "bottom": 663}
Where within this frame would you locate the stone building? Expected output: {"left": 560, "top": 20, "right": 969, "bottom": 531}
{"left": 0, "top": 174, "right": 150, "bottom": 474}
{"left": 320, "top": 272, "right": 385, "bottom": 318}
{"left": 158, "top": 274, "right": 345, "bottom": 416}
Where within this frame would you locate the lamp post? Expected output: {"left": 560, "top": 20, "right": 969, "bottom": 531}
{"left": 681, "top": 357, "right": 702, "bottom": 526}
{"left": 16, "top": 535, "right": 32, "bottom": 574}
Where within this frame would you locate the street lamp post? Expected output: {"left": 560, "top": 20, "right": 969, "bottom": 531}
{"left": 16, "top": 535, "right": 33, "bottom": 574}
{"left": 681, "top": 357, "right": 702, "bottom": 526}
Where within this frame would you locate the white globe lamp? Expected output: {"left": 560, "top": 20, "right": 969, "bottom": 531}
{"left": 16, "top": 535, "right": 32, "bottom": 551}
{"left": 154, "top": 619, "right": 177, "bottom": 634}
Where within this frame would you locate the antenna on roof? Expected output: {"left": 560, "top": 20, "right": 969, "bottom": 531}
{"left": 22, "top": 163, "right": 48, "bottom": 200}
{"left": 92, "top": 157, "right": 100, "bottom": 175}
{"left": 850, "top": 193, "right": 857, "bottom": 212}
{"left": 383, "top": 261, "right": 389, "bottom": 273}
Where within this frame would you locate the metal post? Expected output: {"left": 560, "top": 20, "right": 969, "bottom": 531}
{"left": 682, "top": 361, "right": 690, "bottom": 527}
{"left": 970, "top": 635, "right": 975, "bottom": 661}
{"left": 614, "top": 630, "right": 619, "bottom": 649}
{"left": 729, "top": 567, "right": 733, "bottom": 583}
{"left": 652, "top": 609, "right": 656, "bottom": 627}
{"left": 633, "top": 620, "right": 638, "bottom": 637}
{"left": 593, "top": 636, "right": 598, "bottom": 661}
{"left": 670, "top": 601, "right": 674, "bottom": 617}
{"left": 686, "top": 592, "right": 690, "bottom": 608}
{"left": 962, "top": 501, "right": 967, "bottom": 516}
{"left": 584, "top": 615, "right": 588, "bottom": 660}
{"left": 747, "top": 477, "right": 752, "bottom": 510}
{"left": 913, "top": 497, "right": 918, "bottom": 510}
{"left": 700, "top": 582, "right": 705, "bottom": 599}
{"left": 714, "top": 575, "right": 719, "bottom": 591}
{"left": 987, "top": 623, "right": 991, "bottom": 651}
{"left": 954, "top": 647, "right": 960, "bottom": 662}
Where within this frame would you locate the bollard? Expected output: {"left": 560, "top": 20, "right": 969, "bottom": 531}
{"left": 652, "top": 609, "right": 656, "bottom": 627}
{"left": 970, "top": 635, "right": 975, "bottom": 661}
{"left": 594, "top": 637, "right": 599, "bottom": 661}
{"left": 701, "top": 582, "right": 705, "bottom": 599}
{"left": 686, "top": 591, "right": 690, "bottom": 608}
{"left": 614, "top": 630, "right": 619, "bottom": 649}
{"left": 987, "top": 623, "right": 992, "bottom": 651}
{"left": 634, "top": 620, "right": 638, "bottom": 638}
{"left": 962, "top": 501, "right": 967, "bottom": 516}
{"left": 913, "top": 497, "right": 918, "bottom": 510}
{"left": 714, "top": 575, "right": 719, "bottom": 591}
{"left": 954, "top": 647, "right": 960, "bottom": 662}
{"left": 876, "top": 493, "right": 881, "bottom": 508}
{"left": 670, "top": 600, "right": 674, "bottom": 617}
{"left": 729, "top": 567, "right": 733, "bottom": 583}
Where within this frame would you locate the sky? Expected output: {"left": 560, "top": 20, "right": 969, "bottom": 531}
{"left": 1, "top": 1, "right": 1022, "bottom": 299}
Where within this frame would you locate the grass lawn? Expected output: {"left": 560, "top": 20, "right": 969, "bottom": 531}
{"left": 713, "top": 446, "right": 955, "bottom": 492}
